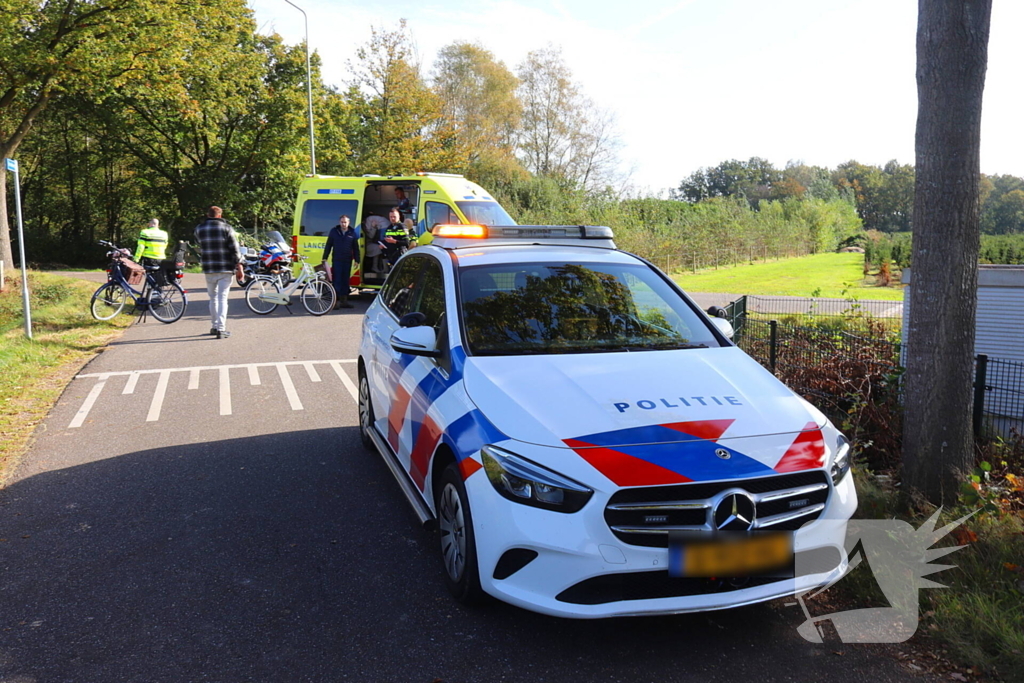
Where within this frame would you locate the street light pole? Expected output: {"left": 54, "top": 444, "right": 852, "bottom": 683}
{"left": 284, "top": 0, "right": 316, "bottom": 176}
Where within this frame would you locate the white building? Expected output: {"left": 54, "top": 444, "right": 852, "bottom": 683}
{"left": 902, "top": 265, "right": 1024, "bottom": 437}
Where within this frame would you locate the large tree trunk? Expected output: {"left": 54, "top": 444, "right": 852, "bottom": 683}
{"left": 903, "top": 0, "right": 992, "bottom": 504}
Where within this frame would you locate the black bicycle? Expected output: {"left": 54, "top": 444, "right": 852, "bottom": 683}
{"left": 90, "top": 240, "right": 187, "bottom": 323}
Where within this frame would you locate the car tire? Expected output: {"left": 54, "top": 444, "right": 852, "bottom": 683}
{"left": 357, "top": 370, "right": 376, "bottom": 452}
{"left": 437, "top": 463, "right": 485, "bottom": 604}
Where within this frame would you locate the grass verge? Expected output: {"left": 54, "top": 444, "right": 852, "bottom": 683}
{"left": 841, "top": 469, "right": 1024, "bottom": 680}
{"left": 671, "top": 252, "right": 905, "bottom": 300}
{"left": 0, "top": 271, "right": 129, "bottom": 485}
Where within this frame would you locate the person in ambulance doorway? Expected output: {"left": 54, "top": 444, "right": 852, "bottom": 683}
{"left": 134, "top": 218, "right": 169, "bottom": 268}
{"left": 383, "top": 207, "right": 410, "bottom": 267}
{"left": 322, "top": 214, "right": 360, "bottom": 309}
{"left": 393, "top": 186, "right": 412, "bottom": 213}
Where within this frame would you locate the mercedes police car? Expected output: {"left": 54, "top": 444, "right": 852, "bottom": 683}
{"left": 357, "top": 224, "right": 856, "bottom": 618}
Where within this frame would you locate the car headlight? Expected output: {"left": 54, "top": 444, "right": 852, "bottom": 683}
{"left": 481, "top": 445, "right": 593, "bottom": 513}
{"left": 829, "top": 434, "right": 852, "bottom": 486}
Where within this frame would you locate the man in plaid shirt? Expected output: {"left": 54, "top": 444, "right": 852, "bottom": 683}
{"left": 194, "top": 206, "right": 244, "bottom": 339}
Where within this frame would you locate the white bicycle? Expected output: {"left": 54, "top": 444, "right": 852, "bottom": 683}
{"left": 244, "top": 255, "right": 336, "bottom": 316}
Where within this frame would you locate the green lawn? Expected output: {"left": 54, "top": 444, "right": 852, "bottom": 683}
{"left": 0, "top": 272, "right": 129, "bottom": 484}
{"left": 670, "top": 252, "right": 905, "bottom": 301}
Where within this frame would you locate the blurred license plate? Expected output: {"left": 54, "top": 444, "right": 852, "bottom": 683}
{"left": 668, "top": 532, "right": 793, "bottom": 577}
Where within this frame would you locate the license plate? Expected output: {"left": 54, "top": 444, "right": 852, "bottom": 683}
{"left": 668, "top": 532, "right": 793, "bottom": 577}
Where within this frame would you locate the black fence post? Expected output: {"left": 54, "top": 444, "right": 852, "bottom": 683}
{"left": 973, "top": 354, "right": 988, "bottom": 438}
{"left": 769, "top": 319, "right": 778, "bottom": 375}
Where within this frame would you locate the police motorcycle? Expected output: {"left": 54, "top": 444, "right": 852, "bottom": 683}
{"left": 236, "top": 230, "right": 294, "bottom": 288}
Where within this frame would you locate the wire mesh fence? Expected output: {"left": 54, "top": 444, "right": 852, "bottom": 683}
{"left": 734, "top": 318, "right": 902, "bottom": 411}
{"left": 977, "top": 355, "right": 1024, "bottom": 439}
{"left": 732, "top": 313, "right": 1023, "bottom": 442}
{"left": 744, "top": 295, "right": 904, "bottom": 319}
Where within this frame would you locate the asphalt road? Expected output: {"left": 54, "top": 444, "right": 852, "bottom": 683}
{"left": 0, "top": 274, "right": 936, "bottom": 683}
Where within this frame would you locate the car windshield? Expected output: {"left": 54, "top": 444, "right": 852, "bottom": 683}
{"left": 455, "top": 201, "right": 517, "bottom": 227}
{"left": 458, "top": 262, "right": 722, "bottom": 356}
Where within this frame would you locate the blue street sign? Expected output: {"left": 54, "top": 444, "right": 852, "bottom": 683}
{"left": 5, "top": 158, "right": 16, "bottom": 172}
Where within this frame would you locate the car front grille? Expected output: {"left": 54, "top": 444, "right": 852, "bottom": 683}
{"left": 604, "top": 470, "right": 831, "bottom": 548}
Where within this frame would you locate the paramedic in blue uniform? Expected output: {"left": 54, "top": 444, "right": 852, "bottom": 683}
{"left": 394, "top": 186, "right": 412, "bottom": 213}
{"left": 322, "top": 214, "right": 359, "bottom": 309}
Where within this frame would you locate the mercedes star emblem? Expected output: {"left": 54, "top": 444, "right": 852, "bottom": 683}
{"left": 713, "top": 492, "right": 756, "bottom": 531}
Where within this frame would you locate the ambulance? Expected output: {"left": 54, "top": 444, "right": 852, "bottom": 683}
{"left": 290, "top": 173, "right": 516, "bottom": 292}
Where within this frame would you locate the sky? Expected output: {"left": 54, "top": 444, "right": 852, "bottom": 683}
{"left": 248, "top": 0, "right": 1024, "bottom": 196}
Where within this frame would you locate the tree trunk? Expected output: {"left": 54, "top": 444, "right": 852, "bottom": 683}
{"left": 0, "top": 168, "right": 12, "bottom": 271}
{"left": 903, "top": 0, "right": 992, "bottom": 504}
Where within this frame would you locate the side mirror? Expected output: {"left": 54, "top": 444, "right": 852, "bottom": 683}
{"left": 706, "top": 306, "right": 728, "bottom": 319}
{"left": 711, "top": 317, "right": 734, "bottom": 339}
{"left": 398, "top": 311, "right": 427, "bottom": 328}
{"left": 391, "top": 326, "right": 440, "bottom": 358}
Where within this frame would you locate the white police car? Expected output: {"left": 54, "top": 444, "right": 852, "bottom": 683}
{"left": 357, "top": 224, "right": 856, "bottom": 618}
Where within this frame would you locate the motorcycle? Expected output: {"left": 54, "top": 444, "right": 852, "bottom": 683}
{"left": 236, "top": 230, "right": 294, "bottom": 288}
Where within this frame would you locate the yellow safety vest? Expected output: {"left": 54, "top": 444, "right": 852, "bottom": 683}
{"left": 135, "top": 227, "right": 169, "bottom": 261}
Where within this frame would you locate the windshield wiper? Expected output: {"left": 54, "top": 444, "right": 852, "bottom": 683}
{"left": 593, "top": 341, "right": 710, "bottom": 352}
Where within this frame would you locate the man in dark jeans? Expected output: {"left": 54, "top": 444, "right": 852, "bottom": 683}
{"left": 322, "top": 214, "right": 360, "bottom": 309}
{"left": 194, "top": 206, "right": 243, "bottom": 338}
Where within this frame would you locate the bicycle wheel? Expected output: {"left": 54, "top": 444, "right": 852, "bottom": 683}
{"left": 245, "top": 278, "right": 280, "bottom": 315}
{"left": 90, "top": 282, "right": 129, "bottom": 320}
{"left": 300, "top": 278, "right": 335, "bottom": 316}
{"left": 149, "top": 282, "right": 186, "bottom": 323}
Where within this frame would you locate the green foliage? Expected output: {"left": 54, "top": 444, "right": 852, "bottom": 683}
{"left": 0, "top": 272, "right": 131, "bottom": 478}
{"left": 865, "top": 231, "right": 1024, "bottom": 269}
{"left": 433, "top": 42, "right": 520, "bottom": 164}
{"left": 347, "top": 20, "right": 467, "bottom": 176}
{"left": 981, "top": 174, "right": 1024, "bottom": 235}
{"left": 831, "top": 159, "right": 915, "bottom": 233}
{"left": 10, "top": 1, "right": 335, "bottom": 261}
{"left": 672, "top": 157, "right": 783, "bottom": 207}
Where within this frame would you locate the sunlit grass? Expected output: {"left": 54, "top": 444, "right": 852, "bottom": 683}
{"left": 0, "top": 272, "right": 129, "bottom": 483}
{"left": 670, "top": 252, "right": 905, "bottom": 301}
{"left": 848, "top": 472, "right": 1024, "bottom": 679}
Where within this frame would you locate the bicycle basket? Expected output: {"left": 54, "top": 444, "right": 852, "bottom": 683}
{"left": 119, "top": 259, "right": 146, "bottom": 286}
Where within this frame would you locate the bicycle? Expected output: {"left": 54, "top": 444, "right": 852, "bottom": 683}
{"left": 90, "top": 240, "right": 188, "bottom": 324}
{"left": 244, "top": 254, "right": 335, "bottom": 316}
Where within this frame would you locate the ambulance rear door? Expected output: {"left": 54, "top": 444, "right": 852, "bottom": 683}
{"left": 294, "top": 183, "right": 364, "bottom": 281}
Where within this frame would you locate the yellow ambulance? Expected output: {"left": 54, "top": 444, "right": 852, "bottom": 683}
{"left": 290, "top": 173, "right": 516, "bottom": 291}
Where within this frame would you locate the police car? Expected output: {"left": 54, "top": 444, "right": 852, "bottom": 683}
{"left": 357, "top": 224, "right": 856, "bottom": 618}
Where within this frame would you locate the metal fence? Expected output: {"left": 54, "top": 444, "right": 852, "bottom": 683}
{"left": 733, "top": 317, "right": 902, "bottom": 414}
{"left": 731, "top": 312, "right": 1023, "bottom": 440}
{"left": 975, "top": 355, "right": 1024, "bottom": 439}
{"left": 743, "top": 295, "right": 903, "bottom": 319}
